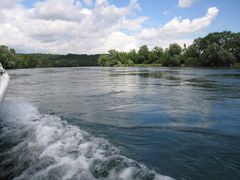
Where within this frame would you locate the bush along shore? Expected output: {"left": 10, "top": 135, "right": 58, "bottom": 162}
{"left": 1, "top": 31, "right": 240, "bottom": 69}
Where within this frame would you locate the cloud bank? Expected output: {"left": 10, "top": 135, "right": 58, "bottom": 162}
{"left": 0, "top": 0, "right": 219, "bottom": 54}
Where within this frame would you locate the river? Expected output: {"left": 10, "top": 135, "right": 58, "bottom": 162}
{"left": 0, "top": 67, "right": 240, "bottom": 179}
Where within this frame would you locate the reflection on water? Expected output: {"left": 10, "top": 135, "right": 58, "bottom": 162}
{"left": 2, "top": 67, "right": 240, "bottom": 179}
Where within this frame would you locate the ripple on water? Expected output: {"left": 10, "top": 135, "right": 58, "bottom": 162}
{"left": 0, "top": 102, "right": 173, "bottom": 180}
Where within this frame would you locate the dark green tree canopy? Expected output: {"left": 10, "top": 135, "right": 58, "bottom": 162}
{"left": 168, "top": 43, "right": 182, "bottom": 56}
{"left": 0, "top": 48, "right": 99, "bottom": 69}
{"left": 186, "top": 31, "right": 240, "bottom": 65}
{"left": 201, "top": 43, "right": 236, "bottom": 67}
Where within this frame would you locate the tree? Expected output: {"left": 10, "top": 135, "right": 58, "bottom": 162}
{"left": 151, "top": 46, "right": 164, "bottom": 64}
{"left": 128, "top": 49, "right": 138, "bottom": 63}
{"left": 0, "top": 45, "right": 17, "bottom": 69}
{"left": 186, "top": 31, "right": 240, "bottom": 64}
{"left": 138, "top": 45, "right": 150, "bottom": 64}
{"left": 201, "top": 43, "right": 236, "bottom": 67}
{"left": 97, "top": 50, "right": 134, "bottom": 67}
{"left": 168, "top": 43, "right": 182, "bottom": 56}
{"left": 98, "top": 55, "right": 109, "bottom": 66}
{"left": 107, "top": 50, "right": 119, "bottom": 66}
{"left": 162, "top": 53, "right": 181, "bottom": 67}
{"left": 184, "top": 57, "right": 199, "bottom": 67}
{"left": 162, "top": 44, "right": 182, "bottom": 66}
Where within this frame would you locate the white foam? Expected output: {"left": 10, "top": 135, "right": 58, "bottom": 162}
{"left": 119, "top": 167, "right": 134, "bottom": 179}
{"left": 0, "top": 102, "right": 173, "bottom": 180}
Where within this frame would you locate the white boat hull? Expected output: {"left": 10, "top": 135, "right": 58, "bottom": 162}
{"left": 0, "top": 73, "right": 10, "bottom": 102}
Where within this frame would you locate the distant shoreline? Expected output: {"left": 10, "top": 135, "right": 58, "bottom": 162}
{"left": 5, "top": 63, "right": 240, "bottom": 70}
{"left": 1, "top": 31, "right": 240, "bottom": 69}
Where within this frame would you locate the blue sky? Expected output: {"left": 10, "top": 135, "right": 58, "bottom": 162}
{"left": 114, "top": 0, "right": 240, "bottom": 32}
{"left": 0, "top": 0, "right": 239, "bottom": 54}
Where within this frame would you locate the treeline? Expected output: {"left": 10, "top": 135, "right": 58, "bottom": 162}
{"left": 0, "top": 46, "right": 99, "bottom": 69}
{"left": 16, "top": 53, "right": 99, "bottom": 68}
{"left": 1, "top": 31, "right": 240, "bottom": 69}
{"left": 98, "top": 31, "right": 240, "bottom": 67}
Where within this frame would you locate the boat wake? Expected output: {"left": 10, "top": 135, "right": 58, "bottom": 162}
{"left": 0, "top": 102, "right": 172, "bottom": 180}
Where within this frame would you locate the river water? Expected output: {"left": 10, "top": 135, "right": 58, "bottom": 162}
{"left": 0, "top": 67, "right": 240, "bottom": 180}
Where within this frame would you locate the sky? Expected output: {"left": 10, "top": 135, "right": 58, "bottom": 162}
{"left": 0, "top": 0, "right": 239, "bottom": 54}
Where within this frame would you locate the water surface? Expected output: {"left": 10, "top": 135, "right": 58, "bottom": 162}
{"left": 1, "top": 67, "right": 240, "bottom": 179}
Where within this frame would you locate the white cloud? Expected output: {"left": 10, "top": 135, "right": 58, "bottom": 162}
{"left": 120, "top": 16, "right": 149, "bottom": 31}
{"left": 178, "top": 0, "right": 197, "bottom": 8}
{"left": 104, "top": 31, "right": 137, "bottom": 52}
{"left": 0, "top": 0, "right": 21, "bottom": 8}
{"left": 161, "top": 7, "right": 219, "bottom": 33}
{"left": 0, "top": 0, "right": 219, "bottom": 54}
{"left": 137, "top": 7, "right": 219, "bottom": 48}
{"left": 29, "top": 0, "right": 82, "bottom": 21}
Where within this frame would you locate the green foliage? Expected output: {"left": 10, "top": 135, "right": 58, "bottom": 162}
{"left": 203, "top": 31, "right": 240, "bottom": 61}
{"left": 161, "top": 44, "right": 182, "bottom": 67}
{"left": 16, "top": 53, "right": 99, "bottom": 68}
{"left": 152, "top": 46, "right": 164, "bottom": 64}
{"left": 184, "top": 57, "right": 199, "bottom": 67}
{"left": 162, "top": 49, "right": 181, "bottom": 67}
{"left": 98, "top": 31, "right": 240, "bottom": 67}
{"left": 200, "top": 43, "right": 236, "bottom": 67}
{"left": 98, "top": 55, "right": 109, "bottom": 66}
{"left": 138, "top": 45, "right": 150, "bottom": 64}
{"left": 97, "top": 50, "right": 133, "bottom": 67}
{"left": 186, "top": 31, "right": 239, "bottom": 66}
{"left": 1, "top": 31, "right": 240, "bottom": 69}
{"left": 128, "top": 49, "right": 138, "bottom": 64}
{"left": 0, "top": 48, "right": 99, "bottom": 69}
{"left": 168, "top": 43, "right": 182, "bottom": 56}
{"left": 0, "top": 45, "right": 17, "bottom": 69}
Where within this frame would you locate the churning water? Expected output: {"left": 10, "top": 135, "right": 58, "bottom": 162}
{"left": 1, "top": 67, "right": 240, "bottom": 179}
